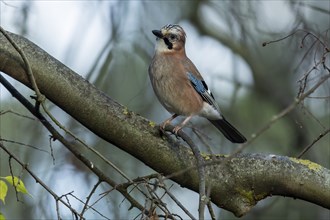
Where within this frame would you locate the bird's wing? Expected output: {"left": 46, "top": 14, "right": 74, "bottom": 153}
{"left": 187, "top": 72, "right": 220, "bottom": 112}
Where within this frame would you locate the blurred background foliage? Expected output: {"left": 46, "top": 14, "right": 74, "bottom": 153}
{"left": 0, "top": 0, "right": 329, "bottom": 219}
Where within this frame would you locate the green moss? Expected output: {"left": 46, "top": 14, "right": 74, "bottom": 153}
{"left": 236, "top": 188, "right": 269, "bottom": 205}
{"left": 254, "top": 192, "right": 268, "bottom": 201}
{"left": 237, "top": 189, "right": 255, "bottom": 204}
{"left": 148, "top": 121, "right": 156, "bottom": 127}
{"left": 201, "top": 153, "right": 211, "bottom": 160}
{"left": 123, "top": 107, "right": 129, "bottom": 115}
{"left": 289, "top": 157, "right": 322, "bottom": 172}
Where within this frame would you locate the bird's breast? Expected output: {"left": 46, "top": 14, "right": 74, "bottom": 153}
{"left": 149, "top": 55, "right": 204, "bottom": 116}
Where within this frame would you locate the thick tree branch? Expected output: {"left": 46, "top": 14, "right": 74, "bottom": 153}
{"left": 1, "top": 30, "right": 329, "bottom": 217}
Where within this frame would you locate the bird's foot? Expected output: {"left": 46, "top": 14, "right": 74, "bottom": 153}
{"left": 159, "top": 121, "right": 168, "bottom": 134}
{"left": 172, "top": 126, "right": 182, "bottom": 136}
{"left": 159, "top": 122, "right": 182, "bottom": 138}
{"left": 159, "top": 115, "right": 177, "bottom": 133}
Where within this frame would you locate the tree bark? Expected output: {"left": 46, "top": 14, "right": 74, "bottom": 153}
{"left": 1, "top": 30, "right": 329, "bottom": 217}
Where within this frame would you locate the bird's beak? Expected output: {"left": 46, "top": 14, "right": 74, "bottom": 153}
{"left": 152, "top": 30, "right": 163, "bottom": 39}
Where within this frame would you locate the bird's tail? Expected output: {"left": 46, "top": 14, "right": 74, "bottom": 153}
{"left": 209, "top": 118, "right": 247, "bottom": 143}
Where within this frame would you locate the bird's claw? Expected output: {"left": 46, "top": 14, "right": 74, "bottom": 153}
{"left": 159, "top": 123, "right": 182, "bottom": 138}
{"left": 173, "top": 126, "right": 181, "bottom": 134}
{"left": 159, "top": 122, "right": 168, "bottom": 134}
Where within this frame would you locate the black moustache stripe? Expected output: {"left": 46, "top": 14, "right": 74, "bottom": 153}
{"left": 163, "top": 37, "right": 173, "bottom": 49}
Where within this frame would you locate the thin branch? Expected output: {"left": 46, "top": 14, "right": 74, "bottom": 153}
{"left": 300, "top": 104, "right": 327, "bottom": 130}
{"left": 57, "top": 191, "right": 78, "bottom": 220}
{"left": 297, "top": 128, "right": 330, "bottom": 158}
{"left": 55, "top": 198, "right": 62, "bottom": 220}
{"left": 207, "top": 201, "right": 216, "bottom": 220}
{"left": 192, "top": 127, "right": 215, "bottom": 155}
{"left": 80, "top": 180, "right": 102, "bottom": 219}
{"left": 0, "top": 142, "right": 83, "bottom": 219}
{"left": 0, "top": 109, "right": 36, "bottom": 120}
{"left": 7, "top": 156, "right": 20, "bottom": 202}
{"left": 297, "top": 63, "right": 320, "bottom": 100}
{"left": 0, "top": 138, "right": 49, "bottom": 154}
{"left": 232, "top": 73, "right": 330, "bottom": 156}
{"left": 296, "top": 2, "right": 330, "bottom": 15}
{"left": 0, "top": 26, "right": 44, "bottom": 103}
{"left": 144, "top": 182, "right": 173, "bottom": 217}
{"left": 65, "top": 190, "right": 110, "bottom": 220}
{"left": 161, "top": 184, "right": 196, "bottom": 220}
{"left": 262, "top": 29, "right": 328, "bottom": 49}
{"left": 109, "top": 172, "right": 196, "bottom": 219}
{"left": 48, "top": 135, "right": 56, "bottom": 165}
{"left": 306, "top": 96, "right": 330, "bottom": 99}
{"left": 164, "top": 125, "right": 207, "bottom": 220}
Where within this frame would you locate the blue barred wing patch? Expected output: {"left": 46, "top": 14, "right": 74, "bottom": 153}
{"left": 187, "top": 72, "right": 217, "bottom": 110}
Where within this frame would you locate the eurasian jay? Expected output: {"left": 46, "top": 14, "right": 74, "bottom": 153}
{"left": 148, "top": 24, "right": 247, "bottom": 143}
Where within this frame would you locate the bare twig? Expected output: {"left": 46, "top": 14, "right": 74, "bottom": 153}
{"left": 80, "top": 180, "right": 102, "bottom": 219}
{"left": 162, "top": 185, "right": 196, "bottom": 220}
{"left": 0, "top": 138, "right": 48, "bottom": 153}
{"left": 233, "top": 73, "right": 330, "bottom": 155}
{"left": 0, "top": 109, "right": 36, "bottom": 120}
{"left": 297, "top": 128, "right": 330, "bottom": 158}
{"left": 0, "top": 26, "right": 44, "bottom": 103}
{"left": 300, "top": 104, "right": 327, "bottom": 129}
{"left": 192, "top": 127, "right": 215, "bottom": 155}
{"left": 296, "top": 2, "right": 330, "bottom": 14}
{"left": 262, "top": 29, "right": 328, "bottom": 49}
{"left": 64, "top": 190, "right": 110, "bottom": 220}
{"left": 0, "top": 142, "right": 83, "bottom": 219}
{"left": 207, "top": 201, "right": 216, "bottom": 220}
{"left": 7, "top": 156, "right": 20, "bottom": 202}
{"left": 164, "top": 125, "right": 207, "bottom": 220}
{"left": 144, "top": 182, "right": 173, "bottom": 217}
{"left": 48, "top": 135, "right": 56, "bottom": 165}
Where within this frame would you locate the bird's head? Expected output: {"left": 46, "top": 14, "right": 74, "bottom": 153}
{"left": 152, "top": 24, "right": 186, "bottom": 53}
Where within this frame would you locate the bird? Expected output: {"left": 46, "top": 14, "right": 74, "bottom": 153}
{"left": 148, "top": 24, "right": 247, "bottom": 143}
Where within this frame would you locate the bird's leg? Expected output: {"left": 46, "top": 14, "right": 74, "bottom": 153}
{"left": 160, "top": 114, "right": 178, "bottom": 132}
{"left": 173, "top": 115, "right": 193, "bottom": 134}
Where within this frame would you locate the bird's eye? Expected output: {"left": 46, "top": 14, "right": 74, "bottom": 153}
{"left": 169, "top": 34, "right": 176, "bottom": 41}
